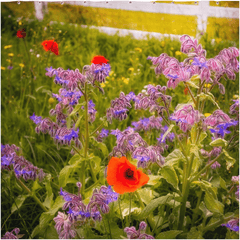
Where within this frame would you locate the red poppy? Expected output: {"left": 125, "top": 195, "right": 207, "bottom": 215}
{"left": 17, "top": 29, "right": 26, "bottom": 38}
{"left": 107, "top": 156, "right": 149, "bottom": 194}
{"left": 41, "top": 40, "right": 59, "bottom": 55}
{"left": 91, "top": 55, "right": 109, "bottom": 65}
{"left": 184, "top": 87, "right": 189, "bottom": 95}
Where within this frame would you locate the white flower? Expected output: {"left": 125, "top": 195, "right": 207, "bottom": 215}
{"left": 36, "top": 54, "right": 40, "bottom": 58}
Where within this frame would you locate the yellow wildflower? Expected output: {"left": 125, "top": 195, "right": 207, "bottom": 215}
{"left": 128, "top": 67, "right": 134, "bottom": 72}
{"left": 204, "top": 113, "right": 211, "bottom": 117}
{"left": 4, "top": 45, "right": 12, "bottom": 49}
{"left": 6, "top": 59, "right": 11, "bottom": 63}
{"left": 233, "top": 95, "right": 239, "bottom": 99}
{"left": 215, "top": 38, "right": 222, "bottom": 44}
{"left": 171, "top": 47, "right": 174, "bottom": 51}
{"left": 59, "top": 30, "right": 62, "bottom": 33}
{"left": 204, "top": 84, "right": 211, "bottom": 88}
{"left": 8, "top": 53, "right": 14, "bottom": 57}
{"left": 48, "top": 98, "right": 55, "bottom": 104}
{"left": 109, "top": 71, "right": 114, "bottom": 76}
{"left": 1, "top": 66, "right": 6, "bottom": 70}
{"left": 19, "top": 63, "right": 25, "bottom": 68}
{"left": 122, "top": 77, "right": 129, "bottom": 85}
{"left": 101, "top": 83, "right": 106, "bottom": 88}
{"left": 136, "top": 58, "right": 139, "bottom": 61}
{"left": 161, "top": 41, "right": 165, "bottom": 47}
{"left": 175, "top": 51, "right": 182, "bottom": 56}
{"left": 134, "top": 47, "right": 142, "bottom": 53}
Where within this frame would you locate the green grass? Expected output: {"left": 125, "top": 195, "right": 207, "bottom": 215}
{"left": 1, "top": 7, "right": 239, "bottom": 239}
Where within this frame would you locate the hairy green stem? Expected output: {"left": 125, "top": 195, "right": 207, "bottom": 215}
{"left": 88, "top": 160, "right": 97, "bottom": 183}
{"left": 129, "top": 193, "right": 132, "bottom": 227}
{"left": 191, "top": 189, "right": 203, "bottom": 227}
{"left": 90, "top": 121, "right": 105, "bottom": 137}
{"left": 118, "top": 196, "right": 125, "bottom": 230}
{"left": 191, "top": 152, "right": 224, "bottom": 182}
{"left": 16, "top": 176, "right": 48, "bottom": 212}
{"left": 184, "top": 83, "right": 196, "bottom": 105}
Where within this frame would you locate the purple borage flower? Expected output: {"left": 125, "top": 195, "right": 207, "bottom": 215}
{"left": 96, "top": 128, "right": 109, "bottom": 142}
{"left": 124, "top": 221, "right": 155, "bottom": 239}
{"left": 1, "top": 144, "right": 45, "bottom": 181}
{"left": 2, "top": 228, "right": 23, "bottom": 239}
{"left": 209, "top": 121, "right": 238, "bottom": 138}
{"left": 30, "top": 113, "right": 42, "bottom": 124}
{"left": 222, "top": 218, "right": 239, "bottom": 232}
{"left": 55, "top": 183, "right": 118, "bottom": 239}
{"left": 192, "top": 57, "right": 208, "bottom": 69}
{"left": 167, "top": 74, "right": 179, "bottom": 79}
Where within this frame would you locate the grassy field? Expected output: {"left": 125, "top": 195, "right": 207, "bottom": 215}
{"left": 1, "top": 3, "right": 239, "bottom": 238}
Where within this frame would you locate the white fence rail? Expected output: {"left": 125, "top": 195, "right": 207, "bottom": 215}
{"left": 35, "top": 1, "right": 239, "bottom": 39}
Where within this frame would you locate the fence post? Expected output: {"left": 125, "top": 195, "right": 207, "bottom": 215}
{"left": 197, "top": 1, "right": 209, "bottom": 37}
{"left": 34, "top": 2, "right": 48, "bottom": 21}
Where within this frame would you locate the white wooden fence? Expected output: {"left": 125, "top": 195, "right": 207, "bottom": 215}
{"left": 34, "top": 1, "right": 239, "bottom": 39}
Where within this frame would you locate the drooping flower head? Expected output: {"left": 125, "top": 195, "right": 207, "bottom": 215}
{"left": 107, "top": 156, "right": 149, "bottom": 194}
{"left": 170, "top": 104, "right": 201, "bottom": 132}
{"left": 124, "top": 221, "right": 155, "bottom": 239}
{"left": 16, "top": 29, "right": 26, "bottom": 38}
{"left": 42, "top": 40, "right": 59, "bottom": 55}
{"left": 2, "top": 228, "right": 23, "bottom": 239}
{"left": 221, "top": 218, "right": 239, "bottom": 232}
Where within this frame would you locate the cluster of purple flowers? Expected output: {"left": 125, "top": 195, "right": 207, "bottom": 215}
{"left": 148, "top": 35, "right": 239, "bottom": 90}
{"left": 110, "top": 127, "right": 165, "bottom": 169}
{"left": 30, "top": 113, "right": 81, "bottom": 149}
{"left": 96, "top": 128, "right": 109, "bottom": 142}
{"left": 124, "top": 221, "right": 155, "bottom": 239}
{"left": 1, "top": 144, "right": 45, "bottom": 181}
{"left": 54, "top": 183, "right": 118, "bottom": 239}
{"left": 85, "top": 63, "right": 111, "bottom": 84}
{"left": 170, "top": 104, "right": 201, "bottom": 132}
{"left": 46, "top": 67, "right": 85, "bottom": 90}
{"left": 2, "top": 228, "right": 23, "bottom": 239}
{"left": 132, "top": 116, "right": 163, "bottom": 131}
{"left": 106, "top": 92, "right": 134, "bottom": 123}
{"left": 52, "top": 88, "right": 83, "bottom": 106}
{"left": 200, "top": 147, "right": 222, "bottom": 169}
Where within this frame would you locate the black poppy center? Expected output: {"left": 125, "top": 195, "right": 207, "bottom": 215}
{"left": 125, "top": 168, "right": 134, "bottom": 179}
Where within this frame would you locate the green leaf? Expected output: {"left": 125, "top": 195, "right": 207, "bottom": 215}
{"left": 204, "top": 191, "right": 224, "bottom": 214}
{"left": 210, "top": 176, "right": 227, "bottom": 190}
{"left": 165, "top": 149, "right": 186, "bottom": 166}
{"left": 96, "top": 142, "right": 109, "bottom": 156}
{"left": 68, "top": 153, "right": 84, "bottom": 165}
{"left": 39, "top": 212, "right": 53, "bottom": 228}
{"left": 191, "top": 157, "right": 202, "bottom": 173}
{"left": 43, "top": 179, "right": 54, "bottom": 209}
{"left": 44, "top": 224, "right": 59, "bottom": 239}
{"left": 192, "top": 180, "right": 216, "bottom": 197}
{"left": 199, "top": 131, "right": 207, "bottom": 145}
{"left": 32, "top": 180, "right": 42, "bottom": 192}
{"left": 187, "top": 227, "right": 203, "bottom": 239}
{"left": 90, "top": 156, "right": 102, "bottom": 172}
{"left": 25, "top": 94, "right": 36, "bottom": 100}
{"left": 147, "top": 175, "right": 163, "bottom": 185}
{"left": 69, "top": 103, "right": 83, "bottom": 117}
{"left": 161, "top": 124, "right": 174, "bottom": 142}
{"left": 66, "top": 116, "right": 72, "bottom": 129}
{"left": 137, "top": 188, "right": 157, "bottom": 205}
{"left": 190, "top": 144, "right": 200, "bottom": 159}
{"left": 199, "top": 201, "right": 213, "bottom": 219}
{"left": 156, "top": 230, "right": 182, "bottom": 239}
{"left": 75, "top": 115, "right": 84, "bottom": 129}
{"left": 160, "top": 165, "right": 179, "bottom": 190}
{"left": 48, "top": 196, "right": 65, "bottom": 215}
{"left": 197, "top": 93, "right": 220, "bottom": 109}
{"left": 11, "top": 194, "right": 29, "bottom": 213}
{"left": 139, "top": 194, "right": 172, "bottom": 219}
{"left": 210, "top": 138, "right": 228, "bottom": 148}
{"left": 222, "top": 149, "right": 236, "bottom": 170}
